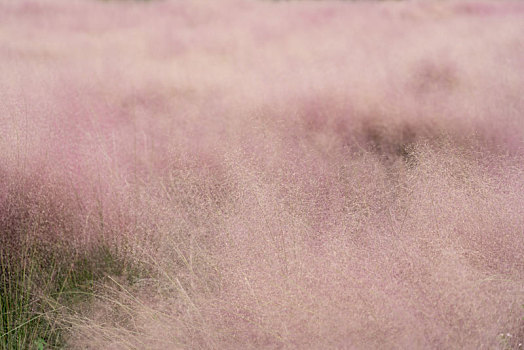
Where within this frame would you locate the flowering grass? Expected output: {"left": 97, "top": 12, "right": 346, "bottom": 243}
{"left": 1, "top": 0, "right": 524, "bottom": 349}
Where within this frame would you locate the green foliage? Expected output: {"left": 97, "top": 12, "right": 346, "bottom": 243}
{"left": 1, "top": 242, "right": 60, "bottom": 349}
{"left": 0, "top": 238, "right": 142, "bottom": 349}
{"left": 35, "top": 338, "right": 46, "bottom": 350}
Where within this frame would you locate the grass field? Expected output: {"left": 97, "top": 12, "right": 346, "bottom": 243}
{"left": 1, "top": 0, "right": 523, "bottom": 349}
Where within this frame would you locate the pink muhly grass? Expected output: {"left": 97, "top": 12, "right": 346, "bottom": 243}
{"left": 1, "top": 0, "right": 524, "bottom": 349}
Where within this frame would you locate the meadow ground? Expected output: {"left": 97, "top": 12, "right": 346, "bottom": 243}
{"left": 1, "top": 0, "right": 523, "bottom": 349}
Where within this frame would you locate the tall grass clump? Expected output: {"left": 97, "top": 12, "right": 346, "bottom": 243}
{"left": 0, "top": 169, "right": 145, "bottom": 349}
{"left": 0, "top": 234, "right": 125, "bottom": 349}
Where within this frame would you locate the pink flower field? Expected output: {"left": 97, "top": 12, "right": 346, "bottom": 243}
{"left": 1, "top": 0, "right": 523, "bottom": 349}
